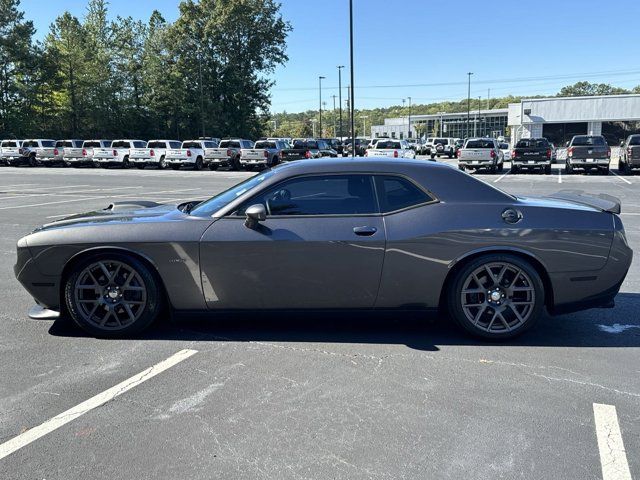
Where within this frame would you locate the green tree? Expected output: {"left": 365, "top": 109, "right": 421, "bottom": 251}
{"left": 0, "top": 0, "right": 36, "bottom": 136}
{"left": 558, "top": 81, "right": 631, "bottom": 97}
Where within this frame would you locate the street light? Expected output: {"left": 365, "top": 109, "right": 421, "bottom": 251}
{"left": 437, "top": 111, "right": 445, "bottom": 137}
{"left": 361, "top": 115, "right": 369, "bottom": 137}
{"left": 311, "top": 118, "right": 318, "bottom": 138}
{"left": 337, "top": 65, "right": 344, "bottom": 138}
{"left": 402, "top": 98, "right": 406, "bottom": 138}
{"left": 349, "top": 0, "right": 355, "bottom": 143}
{"left": 467, "top": 72, "right": 473, "bottom": 139}
{"left": 318, "top": 76, "right": 326, "bottom": 137}
{"left": 477, "top": 96, "right": 482, "bottom": 137}
{"left": 332, "top": 95, "right": 337, "bottom": 136}
{"left": 408, "top": 96, "right": 412, "bottom": 138}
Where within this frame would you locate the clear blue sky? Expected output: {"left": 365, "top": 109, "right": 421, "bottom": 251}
{"left": 22, "top": 0, "right": 640, "bottom": 113}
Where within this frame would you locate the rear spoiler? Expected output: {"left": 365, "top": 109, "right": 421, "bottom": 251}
{"left": 547, "top": 190, "right": 621, "bottom": 214}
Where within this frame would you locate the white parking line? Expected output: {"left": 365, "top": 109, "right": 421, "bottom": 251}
{"left": 593, "top": 403, "right": 632, "bottom": 480}
{"left": 558, "top": 168, "right": 562, "bottom": 184}
{"left": 0, "top": 349, "right": 198, "bottom": 461}
{"left": 610, "top": 170, "right": 632, "bottom": 185}
{"left": 493, "top": 169, "right": 511, "bottom": 183}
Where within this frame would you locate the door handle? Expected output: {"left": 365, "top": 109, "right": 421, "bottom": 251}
{"left": 353, "top": 226, "right": 377, "bottom": 236}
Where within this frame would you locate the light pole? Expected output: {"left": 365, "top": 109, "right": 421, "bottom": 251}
{"left": 311, "top": 118, "right": 317, "bottom": 137}
{"left": 349, "top": 0, "right": 355, "bottom": 143}
{"left": 337, "top": 65, "right": 344, "bottom": 138}
{"left": 361, "top": 115, "right": 368, "bottom": 137}
{"left": 332, "top": 95, "right": 337, "bottom": 136}
{"left": 408, "top": 96, "right": 412, "bottom": 138}
{"left": 477, "top": 96, "right": 482, "bottom": 137}
{"left": 318, "top": 76, "right": 325, "bottom": 137}
{"left": 402, "top": 98, "right": 406, "bottom": 138}
{"left": 437, "top": 111, "right": 445, "bottom": 137}
{"left": 467, "top": 72, "right": 473, "bottom": 139}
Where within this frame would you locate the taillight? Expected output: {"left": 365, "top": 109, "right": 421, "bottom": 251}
{"left": 607, "top": 148, "right": 611, "bottom": 158}
{"left": 456, "top": 149, "right": 461, "bottom": 158}
{"left": 364, "top": 149, "right": 368, "bottom": 157}
{"left": 628, "top": 147, "right": 632, "bottom": 155}
{"left": 82, "top": 148, "right": 87, "bottom": 157}
{"left": 263, "top": 150, "right": 269, "bottom": 158}
{"left": 305, "top": 150, "right": 311, "bottom": 159}
{"left": 54, "top": 148, "right": 59, "bottom": 156}
{"left": 511, "top": 150, "right": 516, "bottom": 158}
{"left": 150, "top": 149, "right": 155, "bottom": 157}
{"left": 186, "top": 150, "right": 192, "bottom": 157}
{"left": 393, "top": 150, "right": 398, "bottom": 158}
{"left": 112, "top": 149, "right": 117, "bottom": 156}
{"left": 226, "top": 149, "right": 232, "bottom": 157}
{"left": 490, "top": 150, "right": 496, "bottom": 158}
{"left": 567, "top": 147, "right": 574, "bottom": 156}
{"left": 546, "top": 149, "right": 551, "bottom": 159}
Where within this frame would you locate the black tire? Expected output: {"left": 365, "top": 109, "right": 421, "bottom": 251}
{"left": 498, "top": 162, "right": 504, "bottom": 173}
{"left": 544, "top": 165, "right": 552, "bottom": 175}
{"left": 565, "top": 162, "right": 573, "bottom": 174}
{"left": 601, "top": 166, "right": 610, "bottom": 175}
{"left": 64, "top": 253, "right": 162, "bottom": 337}
{"left": 209, "top": 164, "right": 218, "bottom": 171}
{"left": 448, "top": 152, "right": 453, "bottom": 159}
{"left": 430, "top": 154, "right": 436, "bottom": 160}
{"left": 446, "top": 254, "right": 545, "bottom": 340}
{"left": 122, "top": 156, "right": 130, "bottom": 169}
{"left": 619, "top": 159, "right": 629, "bottom": 175}
{"left": 489, "top": 165, "right": 497, "bottom": 174}
{"left": 171, "top": 165, "right": 181, "bottom": 170}
{"left": 511, "top": 165, "right": 520, "bottom": 174}
{"left": 194, "top": 156, "right": 203, "bottom": 171}
{"left": 29, "top": 155, "right": 37, "bottom": 167}
{"left": 458, "top": 165, "right": 465, "bottom": 171}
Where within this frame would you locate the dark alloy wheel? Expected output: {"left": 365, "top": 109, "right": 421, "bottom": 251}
{"left": 64, "top": 254, "right": 162, "bottom": 337}
{"left": 447, "top": 254, "right": 544, "bottom": 339}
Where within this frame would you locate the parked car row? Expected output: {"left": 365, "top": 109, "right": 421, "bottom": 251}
{"left": 0, "top": 137, "right": 345, "bottom": 171}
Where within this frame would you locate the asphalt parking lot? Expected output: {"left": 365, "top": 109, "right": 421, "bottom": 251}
{"left": 1, "top": 160, "right": 639, "bottom": 479}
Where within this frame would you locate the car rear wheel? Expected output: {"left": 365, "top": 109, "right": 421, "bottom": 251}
{"left": 565, "top": 162, "right": 573, "bottom": 174}
{"left": 447, "top": 254, "right": 544, "bottom": 339}
{"left": 158, "top": 156, "right": 167, "bottom": 169}
{"left": 122, "top": 156, "right": 130, "bottom": 169}
{"left": 512, "top": 165, "right": 520, "bottom": 174}
{"left": 544, "top": 165, "right": 552, "bottom": 175}
{"left": 64, "top": 254, "right": 162, "bottom": 337}
{"left": 194, "top": 157, "right": 203, "bottom": 171}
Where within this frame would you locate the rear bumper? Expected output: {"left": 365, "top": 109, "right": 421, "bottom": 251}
{"left": 459, "top": 160, "right": 496, "bottom": 168}
{"left": 166, "top": 157, "right": 195, "bottom": 165}
{"left": 206, "top": 157, "right": 232, "bottom": 166}
{"left": 512, "top": 160, "right": 551, "bottom": 167}
{"left": 240, "top": 158, "right": 268, "bottom": 165}
{"left": 549, "top": 227, "right": 632, "bottom": 315}
{"left": 567, "top": 158, "right": 610, "bottom": 167}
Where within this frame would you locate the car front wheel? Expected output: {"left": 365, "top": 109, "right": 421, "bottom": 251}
{"left": 447, "top": 254, "right": 544, "bottom": 339}
{"left": 64, "top": 254, "right": 162, "bottom": 337}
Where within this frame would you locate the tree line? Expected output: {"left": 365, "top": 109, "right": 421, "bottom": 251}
{"left": 0, "top": 0, "right": 290, "bottom": 140}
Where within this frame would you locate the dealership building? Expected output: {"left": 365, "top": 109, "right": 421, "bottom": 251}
{"left": 370, "top": 94, "right": 640, "bottom": 145}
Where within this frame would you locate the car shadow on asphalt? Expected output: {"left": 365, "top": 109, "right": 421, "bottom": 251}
{"left": 47, "top": 293, "right": 640, "bottom": 351}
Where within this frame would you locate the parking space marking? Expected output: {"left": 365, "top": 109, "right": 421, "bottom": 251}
{"left": 593, "top": 403, "right": 632, "bottom": 480}
{"left": 0, "top": 349, "right": 198, "bottom": 461}
{"left": 558, "top": 169, "right": 562, "bottom": 184}
{"left": 610, "top": 170, "right": 633, "bottom": 185}
{"left": 493, "top": 169, "right": 511, "bottom": 183}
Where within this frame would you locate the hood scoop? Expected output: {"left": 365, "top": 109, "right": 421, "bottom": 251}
{"left": 105, "top": 201, "right": 163, "bottom": 212}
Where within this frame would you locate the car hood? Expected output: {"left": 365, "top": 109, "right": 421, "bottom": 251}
{"left": 33, "top": 201, "right": 187, "bottom": 233}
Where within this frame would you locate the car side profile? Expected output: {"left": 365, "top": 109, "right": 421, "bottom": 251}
{"left": 15, "top": 159, "right": 632, "bottom": 340}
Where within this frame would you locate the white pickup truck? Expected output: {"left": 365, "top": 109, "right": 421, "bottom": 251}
{"left": 457, "top": 137, "right": 504, "bottom": 173}
{"left": 16, "top": 139, "right": 57, "bottom": 166}
{"left": 240, "top": 139, "right": 286, "bottom": 169}
{"left": 78, "top": 140, "right": 111, "bottom": 167}
{"left": 208, "top": 139, "right": 254, "bottom": 170}
{"left": 365, "top": 139, "right": 416, "bottom": 159}
{"left": 55, "top": 139, "right": 84, "bottom": 167}
{"left": 92, "top": 139, "right": 145, "bottom": 168}
{"left": 0, "top": 139, "right": 23, "bottom": 165}
{"left": 129, "top": 140, "right": 183, "bottom": 169}
{"left": 165, "top": 140, "right": 219, "bottom": 170}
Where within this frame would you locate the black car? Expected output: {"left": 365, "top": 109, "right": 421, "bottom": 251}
{"left": 344, "top": 138, "right": 368, "bottom": 157}
{"left": 319, "top": 138, "right": 343, "bottom": 155}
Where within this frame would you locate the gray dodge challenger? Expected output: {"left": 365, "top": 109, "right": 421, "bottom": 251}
{"left": 15, "top": 158, "right": 632, "bottom": 339}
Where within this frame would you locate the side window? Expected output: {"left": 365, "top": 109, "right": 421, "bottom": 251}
{"left": 374, "top": 176, "right": 434, "bottom": 213}
{"left": 238, "top": 175, "right": 377, "bottom": 216}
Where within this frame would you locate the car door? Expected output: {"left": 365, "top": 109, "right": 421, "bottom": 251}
{"left": 199, "top": 173, "right": 386, "bottom": 310}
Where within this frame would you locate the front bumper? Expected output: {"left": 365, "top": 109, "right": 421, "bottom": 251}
{"left": 14, "top": 242, "right": 61, "bottom": 310}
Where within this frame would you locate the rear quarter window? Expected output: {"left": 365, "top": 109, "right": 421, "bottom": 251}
{"left": 375, "top": 176, "right": 434, "bottom": 213}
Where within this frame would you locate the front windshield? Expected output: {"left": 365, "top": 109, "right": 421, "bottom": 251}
{"left": 190, "top": 170, "right": 277, "bottom": 217}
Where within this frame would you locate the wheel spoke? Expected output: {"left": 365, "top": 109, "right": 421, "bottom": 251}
{"left": 123, "top": 304, "right": 136, "bottom": 323}
{"left": 486, "top": 311, "right": 498, "bottom": 330}
{"left": 472, "top": 273, "right": 484, "bottom": 289}
{"left": 484, "top": 266, "right": 498, "bottom": 285}
{"left": 462, "top": 288, "right": 484, "bottom": 295}
{"left": 497, "top": 312, "right": 511, "bottom": 331}
{"left": 473, "top": 305, "right": 487, "bottom": 325}
{"left": 496, "top": 265, "right": 508, "bottom": 285}
{"left": 512, "top": 286, "right": 533, "bottom": 292}
{"left": 98, "top": 262, "right": 111, "bottom": 281}
{"left": 99, "top": 309, "right": 112, "bottom": 326}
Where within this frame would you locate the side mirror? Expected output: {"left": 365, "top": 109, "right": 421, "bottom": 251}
{"left": 244, "top": 204, "right": 266, "bottom": 229}
{"left": 620, "top": 141, "right": 625, "bottom": 147}
{"left": 565, "top": 141, "right": 570, "bottom": 147}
